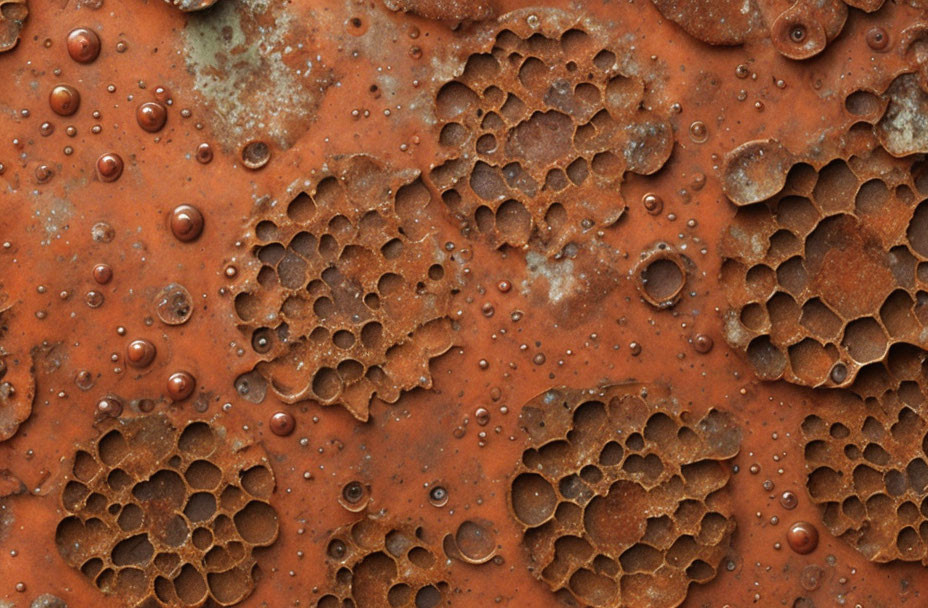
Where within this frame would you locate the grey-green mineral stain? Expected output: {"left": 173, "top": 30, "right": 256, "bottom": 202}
{"left": 183, "top": 0, "right": 332, "bottom": 150}
{"left": 877, "top": 73, "right": 928, "bottom": 158}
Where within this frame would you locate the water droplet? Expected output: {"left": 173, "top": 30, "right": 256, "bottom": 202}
{"left": 169, "top": 204, "right": 204, "bottom": 242}
{"left": 34, "top": 164, "right": 53, "bottom": 183}
{"left": 693, "top": 334, "right": 714, "bottom": 353}
{"left": 95, "top": 152, "right": 124, "bottom": 182}
{"left": 126, "top": 339, "right": 156, "bottom": 368}
{"left": 195, "top": 142, "right": 213, "bottom": 164}
{"left": 642, "top": 193, "right": 663, "bottom": 215}
{"left": 475, "top": 407, "right": 489, "bottom": 426}
{"left": 92, "top": 263, "right": 113, "bottom": 284}
{"left": 66, "top": 28, "right": 101, "bottom": 63}
{"left": 39, "top": 122, "right": 54, "bottom": 137}
{"left": 85, "top": 290, "right": 104, "bottom": 308}
{"left": 780, "top": 491, "right": 798, "bottom": 509}
{"left": 166, "top": 370, "right": 196, "bottom": 401}
{"left": 75, "top": 370, "right": 94, "bottom": 390}
{"left": 49, "top": 84, "right": 80, "bottom": 116}
{"left": 96, "top": 395, "right": 123, "bottom": 417}
{"left": 497, "top": 280, "right": 511, "bottom": 293}
{"left": 689, "top": 121, "right": 708, "bottom": 143}
{"left": 153, "top": 86, "right": 171, "bottom": 103}
{"left": 136, "top": 101, "right": 167, "bottom": 132}
{"left": 787, "top": 521, "right": 819, "bottom": 554}
{"left": 690, "top": 172, "right": 706, "bottom": 190}
{"left": 269, "top": 411, "right": 295, "bottom": 436}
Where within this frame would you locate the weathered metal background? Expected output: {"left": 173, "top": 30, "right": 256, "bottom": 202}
{"left": 2, "top": 0, "right": 928, "bottom": 606}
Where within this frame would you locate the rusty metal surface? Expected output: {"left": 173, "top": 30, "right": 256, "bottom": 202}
{"left": 3, "top": 1, "right": 928, "bottom": 607}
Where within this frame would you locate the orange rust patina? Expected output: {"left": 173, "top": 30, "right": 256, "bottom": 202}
{"left": 4, "top": 1, "right": 928, "bottom": 607}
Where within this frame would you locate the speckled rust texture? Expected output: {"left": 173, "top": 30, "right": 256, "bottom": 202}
{"left": 3, "top": 0, "right": 928, "bottom": 607}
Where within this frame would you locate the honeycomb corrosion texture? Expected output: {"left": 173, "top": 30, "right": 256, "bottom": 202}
{"left": 231, "top": 154, "right": 457, "bottom": 421}
{"left": 802, "top": 345, "right": 928, "bottom": 564}
{"left": 315, "top": 515, "right": 449, "bottom": 607}
{"left": 508, "top": 383, "right": 741, "bottom": 608}
{"left": 55, "top": 414, "right": 279, "bottom": 607}
{"left": 428, "top": 8, "right": 673, "bottom": 255}
{"left": 721, "top": 127, "right": 928, "bottom": 390}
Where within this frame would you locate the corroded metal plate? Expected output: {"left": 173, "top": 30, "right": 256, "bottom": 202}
{"left": 3, "top": 0, "right": 928, "bottom": 607}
